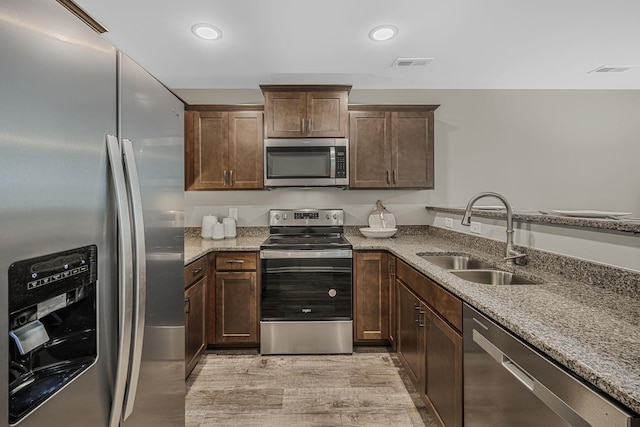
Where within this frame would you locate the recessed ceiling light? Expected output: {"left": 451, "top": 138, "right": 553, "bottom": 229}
{"left": 191, "top": 24, "right": 222, "bottom": 41}
{"left": 369, "top": 25, "right": 398, "bottom": 42}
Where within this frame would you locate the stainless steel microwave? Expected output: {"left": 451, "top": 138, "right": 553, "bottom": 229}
{"left": 264, "top": 138, "right": 349, "bottom": 188}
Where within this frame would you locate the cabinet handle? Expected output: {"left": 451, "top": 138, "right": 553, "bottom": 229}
{"left": 184, "top": 297, "right": 190, "bottom": 314}
{"left": 418, "top": 310, "right": 426, "bottom": 328}
{"left": 192, "top": 267, "right": 203, "bottom": 276}
{"left": 226, "top": 259, "right": 245, "bottom": 264}
{"left": 307, "top": 118, "right": 311, "bottom": 135}
{"left": 250, "top": 276, "right": 254, "bottom": 289}
{"left": 386, "top": 170, "right": 390, "bottom": 185}
{"left": 223, "top": 170, "right": 228, "bottom": 186}
{"left": 414, "top": 303, "right": 420, "bottom": 323}
{"left": 301, "top": 119, "right": 305, "bottom": 134}
{"left": 393, "top": 170, "right": 397, "bottom": 185}
{"left": 230, "top": 169, "right": 234, "bottom": 186}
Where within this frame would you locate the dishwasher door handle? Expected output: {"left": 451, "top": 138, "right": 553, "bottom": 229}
{"left": 473, "top": 330, "right": 591, "bottom": 427}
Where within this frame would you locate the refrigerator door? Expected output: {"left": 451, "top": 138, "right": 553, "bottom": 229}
{"left": 117, "top": 53, "right": 185, "bottom": 426}
{"left": 0, "top": 1, "right": 117, "bottom": 426}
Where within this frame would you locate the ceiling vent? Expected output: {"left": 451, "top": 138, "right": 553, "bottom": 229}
{"left": 589, "top": 65, "right": 638, "bottom": 73}
{"left": 392, "top": 58, "right": 434, "bottom": 68}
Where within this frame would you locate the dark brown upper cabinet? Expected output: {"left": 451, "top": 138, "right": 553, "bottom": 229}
{"left": 185, "top": 105, "right": 263, "bottom": 190}
{"left": 349, "top": 105, "right": 439, "bottom": 189}
{"left": 261, "top": 85, "right": 350, "bottom": 138}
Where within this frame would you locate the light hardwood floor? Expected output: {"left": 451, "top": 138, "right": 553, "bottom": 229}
{"left": 186, "top": 348, "right": 438, "bottom": 427}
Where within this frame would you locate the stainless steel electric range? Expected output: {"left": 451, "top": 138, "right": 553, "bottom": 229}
{"left": 260, "top": 208, "right": 353, "bottom": 355}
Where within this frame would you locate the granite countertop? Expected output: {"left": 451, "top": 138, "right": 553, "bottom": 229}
{"left": 185, "top": 228, "right": 640, "bottom": 414}
{"left": 185, "top": 234, "right": 266, "bottom": 264}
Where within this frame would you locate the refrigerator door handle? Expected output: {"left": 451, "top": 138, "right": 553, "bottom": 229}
{"left": 106, "top": 134, "right": 134, "bottom": 427}
{"left": 121, "top": 138, "right": 147, "bottom": 420}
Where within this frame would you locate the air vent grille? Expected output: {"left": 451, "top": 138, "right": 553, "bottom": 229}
{"left": 392, "top": 58, "right": 434, "bottom": 68}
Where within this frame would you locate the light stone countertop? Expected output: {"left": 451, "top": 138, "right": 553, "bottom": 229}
{"left": 185, "top": 229, "right": 640, "bottom": 414}
{"left": 185, "top": 234, "right": 266, "bottom": 264}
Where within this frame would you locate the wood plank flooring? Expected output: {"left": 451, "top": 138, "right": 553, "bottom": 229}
{"left": 186, "top": 348, "right": 438, "bottom": 426}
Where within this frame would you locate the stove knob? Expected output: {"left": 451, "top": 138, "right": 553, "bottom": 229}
{"left": 283, "top": 213, "right": 287, "bottom": 220}
{"left": 333, "top": 213, "right": 339, "bottom": 220}
{"left": 274, "top": 214, "right": 281, "bottom": 220}
{"left": 326, "top": 214, "right": 330, "bottom": 220}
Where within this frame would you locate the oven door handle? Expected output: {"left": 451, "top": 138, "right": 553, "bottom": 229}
{"left": 264, "top": 266, "right": 352, "bottom": 274}
{"left": 260, "top": 249, "right": 352, "bottom": 259}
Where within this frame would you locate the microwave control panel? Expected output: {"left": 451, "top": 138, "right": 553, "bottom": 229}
{"left": 336, "top": 148, "right": 347, "bottom": 178}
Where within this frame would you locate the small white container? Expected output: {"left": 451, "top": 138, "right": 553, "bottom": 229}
{"left": 212, "top": 223, "right": 225, "bottom": 240}
{"left": 201, "top": 214, "right": 217, "bottom": 238}
{"left": 223, "top": 217, "right": 236, "bottom": 238}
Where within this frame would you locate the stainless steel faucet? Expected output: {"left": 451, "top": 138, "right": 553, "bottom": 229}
{"left": 461, "top": 192, "right": 526, "bottom": 265}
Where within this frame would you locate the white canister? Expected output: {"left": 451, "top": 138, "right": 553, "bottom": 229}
{"left": 223, "top": 217, "right": 236, "bottom": 239}
{"left": 201, "top": 214, "right": 218, "bottom": 238}
{"left": 212, "top": 223, "right": 225, "bottom": 240}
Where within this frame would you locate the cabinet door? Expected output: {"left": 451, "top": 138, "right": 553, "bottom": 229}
{"left": 214, "top": 271, "right": 259, "bottom": 343}
{"left": 424, "top": 306, "right": 463, "bottom": 427}
{"left": 228, "top": 111, "right": 263, "bottom": 189}
{"left": 354, "top": 251, "right": 389, "bottom": 341}
{"left": 264, "top": 91, "right": 306, "bottom": 137}
{"left": 189, "top": 111, "right": 229, "bottom": 189}
{"left": 307, "top": 91, "right": 348, "bottom": 137}
{"left": 392, "top": 111, "right": 434, "bottom": 188}
{"left": 185, "top": 276, "right": 207, "bottom": 377}
{"left": 388, "top": 255, "right": 397, "bottom": 350}
{"left": 349, "top": 111, "right": 391, "bottom": 188}
{"left": 396, "top": 280, "right": 423, "bottom": 386}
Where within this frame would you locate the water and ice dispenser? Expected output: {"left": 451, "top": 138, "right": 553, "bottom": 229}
{"left": 7, "top": 245, "right": 98, "bottom": 424}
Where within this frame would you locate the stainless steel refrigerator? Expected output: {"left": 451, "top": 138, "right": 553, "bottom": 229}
{"left": 1, "top": 1, "right": 185, "bottom": 426}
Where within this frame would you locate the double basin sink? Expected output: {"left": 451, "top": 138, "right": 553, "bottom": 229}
{"left": 418, "top": 254, "right": 540, "bottom": 285}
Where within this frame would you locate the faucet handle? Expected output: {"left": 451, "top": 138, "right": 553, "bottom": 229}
{"left": 504, "top": 249, "right": 527, "bottom": 265}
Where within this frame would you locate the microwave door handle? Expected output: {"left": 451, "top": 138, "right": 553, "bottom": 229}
{"left": 330, "top": 146, "right": 336, "bottom": 178}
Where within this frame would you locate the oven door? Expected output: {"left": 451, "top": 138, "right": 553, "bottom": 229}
{"left": 260, "top": 250, "right": 352, "bottom": 321}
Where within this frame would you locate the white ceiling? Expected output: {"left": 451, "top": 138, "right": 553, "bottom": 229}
{"left": 73, "top": 0, "right": 640, "bottom": 90}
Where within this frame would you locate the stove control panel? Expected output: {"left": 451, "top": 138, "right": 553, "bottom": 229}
{"left": 269, "top": 209, "right": 344, "bottom": 226}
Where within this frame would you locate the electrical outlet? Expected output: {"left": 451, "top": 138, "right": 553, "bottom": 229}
{"left": 470, "top": 221, "right": 482, "bottom": 235}
{"left": 444, "top": 217, "right": 454, "bottom": 229}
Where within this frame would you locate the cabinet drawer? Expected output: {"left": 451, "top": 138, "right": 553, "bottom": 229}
{"left": 185, "top": 256, "right": 208, "bottom": 288}
{"left": 215, "top": 252, "right": 257, "bottom": 271}
{"left": 396, "top": 260, "right": 462, "bottom": 332}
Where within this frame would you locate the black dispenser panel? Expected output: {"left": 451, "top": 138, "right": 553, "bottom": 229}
{"left": 8, "top": 245, "right": 98, "bottom": 424}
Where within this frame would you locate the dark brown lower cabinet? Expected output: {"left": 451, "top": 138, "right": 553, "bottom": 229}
{"left": 396, "top": 280, "right": 424, "bottom": 386}
{"left": 354, "top": 251, "right": 389, "bottom": 342}
{"left": 424, "top": 306, "right": 463, "bottom": 427}
{"left": 214, "top": 271, "right": 258, "bottom": 344}
{"left": 185, "top": 257, "right": 208, "bottom": 378}
{"left": 396, "top": 259, "right": 463, "bottom": 427}
{"left": 388, "top": 255, "right": 397, "bottom": 350}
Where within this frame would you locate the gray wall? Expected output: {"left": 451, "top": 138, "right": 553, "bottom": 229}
{"left": 177, "top": 88, "right": 640, "bottom": 272}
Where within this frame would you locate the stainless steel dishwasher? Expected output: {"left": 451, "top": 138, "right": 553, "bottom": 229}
{"left": 463, "top": 304, "right": 640, "bottom": 426}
